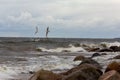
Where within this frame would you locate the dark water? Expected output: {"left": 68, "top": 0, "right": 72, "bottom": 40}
{"left": 0, "top": 37, "right": 120, "bottom": 80}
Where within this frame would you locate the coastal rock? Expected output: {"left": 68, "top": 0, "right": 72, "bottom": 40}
{"left": 62, "top": 63, "right": 102, "bottom": 80}
{"left": 113, "top": 55, "right": 120, "bottom": 59}
{"left": 101, "top": 53, "right": 107, "bottom": 55}
{"left": 29, "top": 69, "right": 62, "bottom": 80}
{"left": 105, "top": 61, "right": 120, "bottom": 73}
{"left": 62, "top": 50, "right": 71, "bottom": 52}
{"left": 36, "top": 48, "right": 42, "bottom": 52}
{"left": 91, "top": 53, "right": 101, "bottom": 58}
{"left": 110, "top": 46, "right": 120, "bottom": 52}
{"left": 79, "top": 58, "right": 102, "bottom": 69}
{"left": 98, "top": 70, "right": 120, "bottom": 80}
{"left": 98, "top": 48, "right": 113, "bottom": 52}
{"left": 73, "top": 55, "right": 85, "bottom": 61}
{"left": 88, "top": 48, "right": 100, "bottom": 52}
{"left": 61, "top": 63, "right": 102, "bottom": 76}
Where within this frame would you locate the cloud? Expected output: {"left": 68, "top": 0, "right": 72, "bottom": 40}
{"left": 0, "top": 0, "right": 120, "bottom": 37}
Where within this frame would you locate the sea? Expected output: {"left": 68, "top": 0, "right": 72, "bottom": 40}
{"left": 0, "top": 37, "right": 120, "bottom": 80}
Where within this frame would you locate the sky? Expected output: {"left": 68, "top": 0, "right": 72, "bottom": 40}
{"left": 0, "top": 0, "right": 120, "bottom": 38}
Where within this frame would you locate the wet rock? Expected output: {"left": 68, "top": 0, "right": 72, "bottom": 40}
{"left": 29, "top": 71, "right": 35, "bottom": 74}
{"left": 29, "top": 69, "right": 62, "bottom": 80}
{"left": 110, "top": 46, "right": 120, "bottom": 52}
{"left": 88, "top": 48, "right": 100, "bottom": 52}
{"left": 91, "top": 53, "right": 101, "bottom": 58}
{"left": 98, "top": 70, "right": 120, "bottom": 80}
{"left": 73, "top": 55, "right": 85, "bottom": 61}
{"left": 105, "top": 61, "right": 120, "bottom": 73}
{"left": 74, "top": 43, "right": 80, "bottom": 47}
{"left": 62, "top": 63, "right": 102, "bottom": 80}
{"left": 36, "top": 48, "right": 42, "bottom": 52}
{"left": 61, "top": 63, "right": 102, "bottom": 76}
{"left": 98, "top": 48, "right": 113, "bottom": 52}
{"left": 113, "top": 55, "right": 120, "bottom": 59}
{"left": 79, "top": 58, "right": 102, "bottom": 69}
{"left": 62, "top": 50, "right": 71, "bottom": 52}
{"left": 101, "top": 53, "right": 107, "bottom": 55}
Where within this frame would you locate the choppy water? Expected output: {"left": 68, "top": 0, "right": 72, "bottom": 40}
{"left": 0, "top": 37, "right": 120, "bottom": 80}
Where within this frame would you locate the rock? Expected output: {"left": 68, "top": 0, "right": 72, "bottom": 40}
{"left": 105, "top": 61, "right": 120, "bottom": 73}
{"left": 62, "top": 50, "right": 71, "bottom": 52}
{"left": 74, "top": 43, "right": 80, "bottom": 47}
{"left": 98, "top": 70, "right": 120, "bottom": 80}
{"left": 101, "top": 53, "right": 107, "bottom": 55}
{"left": 29, "top": 69, "right": 62, "bottom": 80}
{"left": 61, "top": 63, "right": 102, "bottom": 76}
{"left": 62, "top": 63, "right": 102, "bottom": 80}
{"left": 91, "top": 53, "right": 101, "bottom": 58}
{"left": 113, "top": 55, "right": 120, "bottom": 59}
{"left": 36, "top": 48, "right": 42, "bottom": 52}
{"left": 98, "top": 48, "right": 113, "bottom": 52}
{"left": 79, "top": 58, "right": 102, "bottom": 69}
{"left": 88, "top": 48, "right": 100, "bottom": 52}
{"left": 73, "top": 55, "right": 85, "bottom": 61}
{"left": 110, "top": 46, "right": 120, "bottom": 52}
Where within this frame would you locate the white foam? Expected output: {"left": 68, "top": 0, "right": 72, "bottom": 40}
{"left": 0, "top": 66, "right": 17, "bottom": 80}
{"left": 101, "top": 41, "right": 120, "bottom": 47}
{"left": 37, "top": 45, "right": 86, "bottom": 52}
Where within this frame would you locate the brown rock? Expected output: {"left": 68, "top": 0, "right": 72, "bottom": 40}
{"left": 62, "top": 64, "right": 102, "bottom": 80}
{"left": 29, "top": 69, "right": 62, "bottom": 80}
{"left": 105, "top": 61, "right": 120, "bottom": 73}
{"left": 79, "top": 58, "right": 102, "bottom": 69}
{"left": 88, "top": 48, "right": 100, "bottom": 52}
{"left": 110, "top": 46, "right": 120, "bottom": 52}
{"left": 98, "top": 70, "right": 120, "bottom": 80}
{"left": 73, "top": 55, "right": 85, "bottom": 61}
{"left": 61, "top": 63, "right": 102, "bottom": 76}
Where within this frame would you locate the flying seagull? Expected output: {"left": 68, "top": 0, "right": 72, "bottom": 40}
{"left": 35, "top": 26, "right": 38, "bottom": 35}
{"left": 46, "top": 26, "right": 50, "bottom": 38}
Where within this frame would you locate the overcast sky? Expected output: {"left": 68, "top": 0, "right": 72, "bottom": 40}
{"left": 0, "top": 0, "right": 120, "bottom": 38}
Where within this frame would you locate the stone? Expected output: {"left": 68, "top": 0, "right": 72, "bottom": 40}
{"left": 113, "top": 55, "right": 120, "bottom": 59}
{"left": 88, "top": 48, "right": 100, "bottom": 52}
{"left": 29, "top": 69, "right": 62, "bottom": 80}
{"left": 91, "top": 53, "right": 101, "bottom": 58}
{"left": 105, "top": 61, "right": 120, "bottom": 73}
{"left": 98, "top": 70, "right": 120, "bottom": 80}
{"left": 110, "top": 46, "right": 120, "bottom": 52}
{"left": 79, "top": 58, "right": 102, "bottom": 69}
{"left": 98, "top": 49, "right": 113, "bottom": 52}
{"left": 62, "top": 64, "right": 102, "bottom": 80}
{"left": 73, "top": 55, "right": 85, "bottom": 61}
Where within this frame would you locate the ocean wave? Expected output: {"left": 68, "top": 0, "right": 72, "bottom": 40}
{"left": 36, "top": 44, "right": 87, "bottom": 52}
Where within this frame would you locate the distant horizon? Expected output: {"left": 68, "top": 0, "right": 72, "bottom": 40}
{"left": 0, "top": 36, "right": 117, "bottom": 39}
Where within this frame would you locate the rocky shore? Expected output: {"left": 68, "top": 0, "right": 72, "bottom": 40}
{"left": 28, "top": 46, "right": 120, "bottom": 80}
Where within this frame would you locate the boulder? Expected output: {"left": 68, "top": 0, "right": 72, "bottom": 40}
{"left": 29, "top": 69, "right": 62, "bottom": 80}
{"left": 91, "top": 53, "right": 101, "bottom": 58}
{"left": 105, "top": 61, "right": 120, "bottom": 73}
{"left": 62, "top": 64, "right": 102, "bottom": 80}
{"left": 88, "top": 48, "right": 100, "bottom": 52}
{"left": 101, "top": 53, "right": 107, "bottom": 55}
{"left": 61, "top": 63, "right": 102, "bottom": 76}
{"left": 73, "top": 55, "right": 85, "bottom": 61}
{"left": 79, "top": 58, "right": 102, "bottom": 69}
{"left": 98, "top": 49, "right": 113, "bottom": 52}
{"left": 110, "top": 46, "right": 120, "bottom": 52}
{"left": 113, "top": 55, "right": 120, "bottom": 59}
{"left": 98, "top": 70, "right": 120, "bottom": 80}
